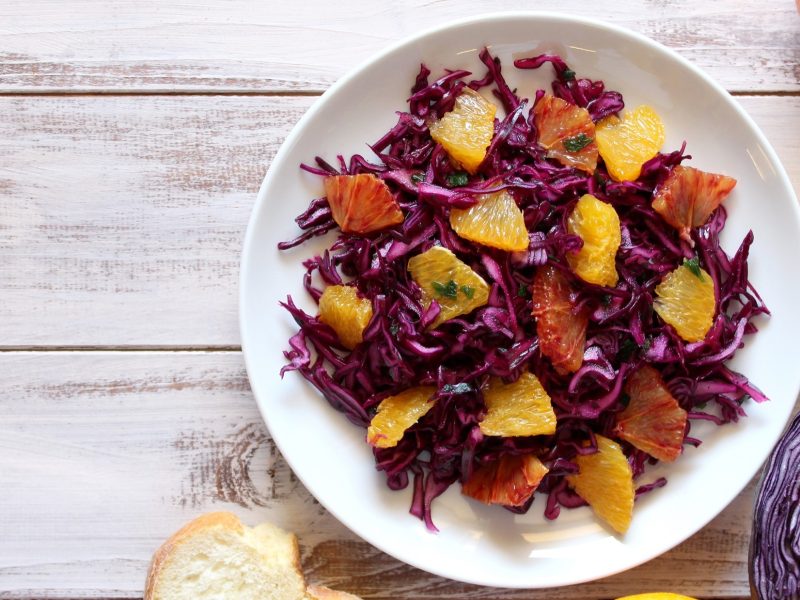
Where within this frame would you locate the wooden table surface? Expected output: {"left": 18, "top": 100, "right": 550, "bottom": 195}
{"left": 1, "top": 1, "right": 798, "bottom": 598}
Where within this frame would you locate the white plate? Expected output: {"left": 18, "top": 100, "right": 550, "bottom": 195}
{"left": 240, "top": 13, "right": 800, "bottom": 588}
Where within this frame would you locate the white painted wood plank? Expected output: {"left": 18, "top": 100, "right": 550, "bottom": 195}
{"left": 0, "top": 0, "right": 797, "bottom": 93}
{"left": 0, "top": 95, "right": 797, "bottom": 347}
{"left": 0, "top": 351, "right": 777, "bottom": 598}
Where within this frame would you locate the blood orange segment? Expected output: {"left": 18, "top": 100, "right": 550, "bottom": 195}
{"left": 532, "top": 265, "right": 589, "bottom": 374}
{"left": 318, "top": 285, "right": 373, "bottom": 350}
{"left": 566, "top": 434, "right": 635, "bottom": 534}
{"left": 450, "top": 190, "right": 529, "bottom": 252}
{"left": 429, "top": 88, "right": 496, "bottom": 174}
{"left": 595, "top": 105, "right": 665, "bottom": 182}
{"left": 652, "top": 166, "right": 736, "bottom": 242}
{"left": 462, "top": 454, "right": 549, "bottom": 507}
{"left": 614, "top": 365, "right": 688, "bottom": 462}
{"left": 654, "top": 262, "right": 716, "bottom": 342}
{"left": 566, "top": 194, "right": 621, "bottom": 287}
{"left": 324, "top": 173, "right": 404, "bottom": 234}
{"left": 407, "top": 246, "right": 490, "bottom": 329}
{"left": 480, "top": 372, "right": 557, "bottom": 437}
{"left": 533, "top": 94, "right": 598, "bottom": 174}
{"left": 366, "top": 386, "right": 437, "bottom": 449}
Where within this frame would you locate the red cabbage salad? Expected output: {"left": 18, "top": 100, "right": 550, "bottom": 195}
{"left": 278, "top": 48, "right": 769, "bottom": 533}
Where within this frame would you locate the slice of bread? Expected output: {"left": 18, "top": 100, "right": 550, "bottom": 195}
{"left": 145, "top": 511, "right": 354, "bottom": 600}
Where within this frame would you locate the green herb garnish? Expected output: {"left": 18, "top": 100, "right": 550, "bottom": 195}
{"left": 411, "top": 172, "right": 425, "bottom": 184}
{"left": 562, "top": 68, "right": 576, "bottom": 81}
{"left": 563, "top": 133, "right": 593, "bottom": 153}
{"left": 460, "top": 285, "right": 475, "bottom": 299}
{"left": 517, "top": 284, "right": 529, "bottom": 298}
{"left": 684, "top": 256, "right": 704, "bottom": 280}
{"left": 442, "top": 382, "right": 474, "bottom": 394}
{"left": 447, "top": 172, "right": 469, "bottom": 187}
{"left": 432, "top": 279, "right": 459, "bottom": 299}
{"left": 389, "top": 321, "right": 400, "bottom": 336}
{"left": 618, "top": 338, "right": 638, "bottom": 361}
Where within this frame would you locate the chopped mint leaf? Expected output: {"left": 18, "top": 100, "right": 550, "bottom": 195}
{"left": 618, "top": 338, "right": 638, "bottom": 361}
{"left": 442, "top": 382, "right": 474, "bottom": 394}
{"left": 411, "top": 172, "right": 424, "bottom": 184}
{"left": 641, "top": 337, "right": 652, "bottom": 352}
{"left": 432, "top": 279, "right": 458, "bottom": 299}
{"left": 517, "top": 284, "right": 528, "bottom": 298}
{"left": 562, "top": 68, "right": 576, "bottom": 81}
{"left": 563, "top": 133, "right": 593, "bottom": 153}
{"left": 447, "top": 172, "right": 469, "bottom": 187}
{"left": 460, "top": 285, "right": 475, "bottom": 299}
{"left": 389, "top": 321, "right": 400, "bottom": 336}
{"left": 684, "top": 256, "right": 704, "bottom": 280}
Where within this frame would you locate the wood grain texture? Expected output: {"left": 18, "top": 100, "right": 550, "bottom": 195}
{"left": 0, "top": 0, "right": 798, "bottom": 94}
{"left": 1, "top": 95, "right": 797, "bottom": 347}
{"left": 0, "top": 351, "right": 779, "bottom": 599}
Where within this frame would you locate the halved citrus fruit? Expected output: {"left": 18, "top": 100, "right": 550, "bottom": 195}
{"left": 366, "top": 386, "right": 437, "bottom": 448}
{"left": 616, "top": 595, "right": 699, "bottom": 600}
{"left": 532, "top": 265, "right": 589, "bottom": 374}
{"left": 324, "top": 173, "right": 404, "bottom": 234}
{"left": 429, "top": 88, "right": 496, "bottom": 174}
{"left": 462, "top": 454, "right": 549, "bottom": 507}
{"left": 318, "top": 285, "right": 373, "bottom": 350}
{"left": 596, "top": 105, "right": 665, "bottom": 182}
{"left": 533, "top": 94, "right": 598, "bottom": 174}
{"left": 652, "top": 165, "right": 736, "bottom": 242}
{"left": 614, "top": 365, "right": 688, "bottom": 462}
{"left": 479, "top": 372, "right": 557, "bottom": 437}
{"left": 407, "top": 246, "right": 490, "bottom": 329}
{"left": 654, "top": 262, "right": 716, "bottom": 342}
{"left": 566, "top": 434, "right": 635, "bottom": 534}
{"left": 450, "top": 190, "right": 529, "bottom": 252}
{"left": 566, "top": 193, "right": 621, "bottom": 287}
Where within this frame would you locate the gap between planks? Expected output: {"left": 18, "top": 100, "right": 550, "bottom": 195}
{"left": 0, "top": 90, "right": 798, "bottom": 97}
{"left": 0, "top": 346, "right": 241, "bottom": 352}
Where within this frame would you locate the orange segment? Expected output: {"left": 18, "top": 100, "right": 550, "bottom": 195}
{"left": 324, "top": 173, "right": 404, "bottom": 234}
{"left": 450, "top": 190, "right": 529, "bottom": 252}
{"left": 533, "top": 94, "right": 598, "bottom": 173}
{"left": 429, "top": 88, "right": 496, "bottom": 174}
{"left": 566, "top": 194, "right": 621, "bottom": 287}
{"left": 407, "top": 246, "right": 490, "bottom": 329}
{"left": 654, "top": 262, "right": 716, "bottom": 342}
{"left": 596, "top": 105, "right": 665, "bottom": 182}
{"left": 462, "top": 454, "right": 549, "bottom": 507}
{"left": 366, "top": 386, "right": 437, "bottom": 448}
{"left": 480, "top": 372, "right": 557, "bottom": 437}
{"left": 652, "top": 166, "right": 736, "bottom": 242}
{"left": 614, "top": 365, "right": 688, "bottom": 462}
{"left": 318, "top": 285, "right": 373, "bottom": 350}
{"left": 566, "top": 434, "right": 635, "bottom": 534}
{"left": 532, "top": 265, "right": 589, "bottom": 375}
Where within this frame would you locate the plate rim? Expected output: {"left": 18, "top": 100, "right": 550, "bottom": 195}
{"left": 240, "top": 11, "right": 800, "bottom": 588}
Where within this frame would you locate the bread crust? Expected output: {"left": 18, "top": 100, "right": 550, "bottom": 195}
{"left": 144, "top": 511, "right": 244, "bottom": 600}
{"left": 306, "top": 584, "right": 362, "bottom": 600}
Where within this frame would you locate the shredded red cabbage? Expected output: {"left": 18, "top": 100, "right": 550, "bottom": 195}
{"left": 278, "top": 48, "right": 769, "bottom": 531}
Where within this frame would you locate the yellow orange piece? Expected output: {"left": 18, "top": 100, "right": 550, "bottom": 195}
{"left": 450, "top": 190, "right": 529, "bottom": 252}
{"left": 318, "top": 285, "right": 373, "bottom": 350}
{"left": 533, "top": 94, "right": 598, "bottom": 174}
{"left": 654, "top": 262, "right": 716, "bottom": 342}
{"left": 407, "top": 246, "right": 490, "bottom": 329}
{"left": 596, "top": 105, "right": 665, "bottom": 182}
{"left": 566, "top": 194, "right": 621, "bottom": 287}
{"left": 616, "top": 595, "right": 699, "bottom": 600}
{"left": 366, "top": 386, "right": 437, "bottom": 448}
{"left": 480, "top": 372, "right": 557, "bottom": 437}
{"left": 429, "top": 88, "right": 496, "bottom": 174}
{"left": 566, "top": 434, "right": 635, "bottom": 534}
